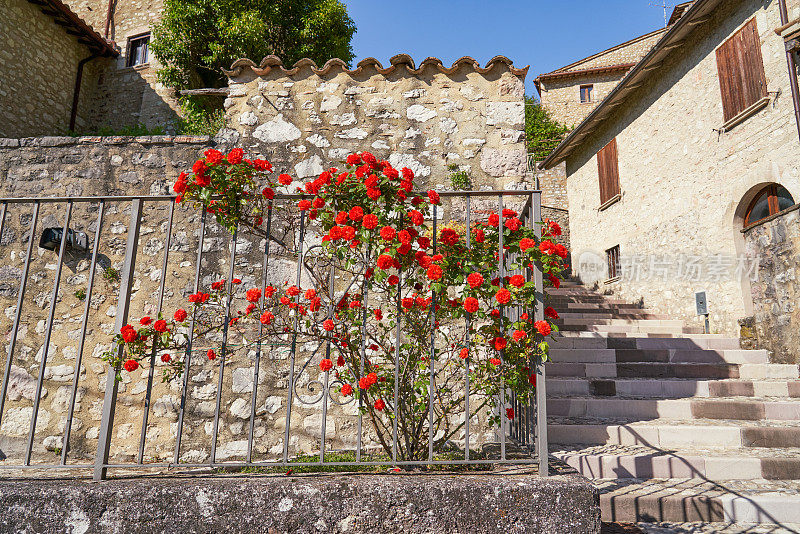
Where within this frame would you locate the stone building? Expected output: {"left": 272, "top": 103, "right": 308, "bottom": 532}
{"left": 534, "top": 3, "right": 694, "bottom": 129}
{"left": 61, "top": 0, "right": 180, "bottom": 132}
{"left": 0, "top": 0, "right": 117, "bottom": 137}
{"left": 540, "top": 0, "right": 800, "bottom": 359}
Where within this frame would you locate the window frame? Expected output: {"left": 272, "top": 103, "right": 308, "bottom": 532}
{"left": 606, "top": 245, "right": 621, "bottom": 281}
{"left": 744, "top": 184, "right": 796, "bottom": 227}
{"left": 580, "top": 84, "right": 594, "bottom": 104}
{"left": 596, "top": 137, "right": 621, "bottom": 208}
{"left": 126, "top": 33, "right": 151, "bottom": 68}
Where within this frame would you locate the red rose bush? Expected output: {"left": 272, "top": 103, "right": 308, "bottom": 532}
{"left": 103, "top": 149, "right": 567, "bottom": 462}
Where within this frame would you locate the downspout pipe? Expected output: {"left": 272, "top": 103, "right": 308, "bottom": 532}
{"left": 779, "top": 0, "right": 800, "bottom": 143}
{"left": 104, "top": 0, "right": 114, "bottom": 39}
{"left": 70, "top": 54, "right": 99, "bottom": 132}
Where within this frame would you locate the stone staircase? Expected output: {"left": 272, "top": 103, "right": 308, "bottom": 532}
{"left": 544, "top": 282, "right": 800, "bottom": 529}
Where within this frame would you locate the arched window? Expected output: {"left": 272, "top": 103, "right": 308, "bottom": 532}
{"left": 744, "top": 185, "right": 795, "bottom": 226}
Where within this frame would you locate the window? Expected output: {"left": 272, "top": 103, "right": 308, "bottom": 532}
{"left": 596, "top": 138, "right": 620, "bottom": 206}
{"left": 715, "top": 18, "right": 767, "bottom": 122}
{"left": 580, "top": 84, "right": 594, "bottom": 103}
{"left": 126, "top": 34, "right": 150, "bottom": 67}
{"left": 744, "top": 185, "right": 795, "bottom": 226}
{"left": 606, "top": 245, "right": 620, "bottom": 280}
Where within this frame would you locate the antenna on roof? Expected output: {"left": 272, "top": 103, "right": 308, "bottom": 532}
{"left": 649, "top": 1, "right": 674, "bottom": 27}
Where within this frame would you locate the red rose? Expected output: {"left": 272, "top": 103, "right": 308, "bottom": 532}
{"left": 174, "top": 309, "right": 187, "bottom": 322}
{"left": 417, "top": 236, "right": 431, "bottom": 249}
{"left": 341, "top": 384, "right": 354, "bottom": 396}
{"left": 427, "top": 265, "right": 443, "bottom": 281}
{"left": 173, "top": 179, "right": 187, "bottom": 194}
{"left": 262, "top": 187, "right": 275, "bottom": 199}
{"left": 506, "top": 408, "right": 515, "bottom": 420}
{"left": 298, "top": 199, "right": 312, "bottom": 211}
{"left": 502, "top": 209, "right": 518, "bottom": 218}
{"left": 547, "top": 221, "right": 562, "bottom": 236}
{"left": 207, "top": 349, "right": 216, "bottom": 360}
{"left": 161, "top": 354, "right": 171, "bottom": 363}
{"left": 254, "top": 159, "right": 272, "bottom": 172}
{"left": 319, "top": 359, "right": 333, "bottom": 372}
{"left": 459, "top": 348, "right": 469, "bottom": 359}
{"left": 349, "top": 206, "right": 364, "bottom": 221}
{"left": 260, "top": 311, "right": 274, "bottom": 325}
{"left": 367, "top": 188, "right": 381, "bottom": 200}
{"left": 464, "top": 297, "right": 479, "bottom": 313}
{"left": 519, "top": 238, "right": 536, "bottom": 252}
{"left": 349, "top": 300, "right": 362, "bottom": 309}
{"left": 388, "top": 275, "right": 399, "bottom": 286}
{"left": 555, "top": 244, "right": 569, "bottom": 259}
{"left": 398, "top": 230, "right": 412, "bottom": 245}
{"left": 408, "top": 210, "right": 424, "bottom": 226}
{"left": 545, "top": 307, "right": 559, "bottom": 320}
{"left": 123, "top": 359, "right": 139, "bottom": 372}
{"left": 346, "top": 154, "right": 362, "bottom": 166}
{"left": 374, "top": 309, "right": 383, "bottom": 321}
{"left": 467, "top": 273, "right": 484, "bottom": 289}
{"left": 153, "top": 320, "right": 168, "bottom": 333}
{"left": 323, "top": 319, "right": 335, "bottom": 331}
{"left": 439, "top": 228, "right": 459, "bottom": 246}
{"left": 246, "top": 288, "right": 261, "bottom": 303}
{"left": 495, "top": 288, "right": 512, "bottom": 305}
{"left": 493, "top": 337, "right": 507, "bottom": 351}
{"left": 377, "top": 254, "right": 394, "bottom": 270}
{"left": 384, "top": 167, "right": 399, "bottom": 180}
{"left": 535, "top": 320, "right": 552, "bottom": 336}
{"left": 513, "top": 330, "right": 527, "bottom": 342}
{"left": 366, "top": 372, "right": 378, "bottom": 385}
{"left": 363, "top": 214, "right": 378, "bottom": 229}
{"left": 304, "top": 289, "right": 317, "bottom": 301}
{"left": 490, "top": 357, "right": 502, "bottom": 366}
{"left": 121, "top": 325, "right": 137, "bottom": 343}
{"left": 505, "top": 218, "right": 521, "bottom": 231}
{"left": 278, "top": 174, "right": 292, "bottom": 185}
{"left": 358, "top": 376, "right": 370, "bottom": 389}
{"left": 474, "top": 228, "right": 485, "bottom": 243}
{"left": 510, "top": 275, "right": 525, "bottom": 288}
{"left": 362, "top": 152, "right": 377, "bottom": 166}
{"left": 227, "top": 148, "right": 244, "bottom": 165}
{"left": 380, "top": 226, "right": 396, "bottom": 241}
{"left": 264, "top": 286, "right": 276, "bottom": 298}
{"left": 204, "top": 149, "right": 223, "bottom": 166}
{"left": 313, "top": 197, "right": 326, "bottom": 209}
{"left": 529, "top": 374, "right": 537, "bottom": 386}
{"left": 287, "top": 286, "right": 300, "bottom": 297}
{"left": 342, "top": 225, "right": 356, "bottom": 241}
{"left": 427, "top": 190, "right": 440, "bottom": 205}
{"left": 140, "top": 316, "right": 152, "bottom": 326}
{"left": 401, "top": 167, "right": 414, "bottom": 180}
{"left": 548, "top": 274, "right": 561, "bottom": 289}
{"left": 374, "top": 398, "right": 386, "bottom": 411}
{"left": 232, "top": 278, "right": 242, "bottom": 285}
{"left": 488, "top": 214, "right": 499, "bottom": 227}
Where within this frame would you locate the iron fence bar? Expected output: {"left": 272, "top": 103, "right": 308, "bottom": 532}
{"left": 320, "top": 262, "right": 335, "bottom": 465}
{"left": 26, "top": 201, "right": 73, "bottom": 464}
{"left": 0, "top": 202, "right": 39, "bottom": 433}
{"left": 532, "top": 192, "right": 548, "bottom": 476}
{"left": 0, "top": 202, "right": 6, "bottom": 250}
{"left": 174, "top": 210, "right": 206, "bottom": 465}
{"left": 428, "top": 205, "right": 437, "bottom": 463}
{"left": 210, "top": 227, "right": 238, "bottom": 464}
{"left": 247, "top": 200, "right": 273, "bottom": 463}
{"left": 392, "top": 271, "right": 401, "bottom": 464}
{"left": 283, "top": 211, "right": 306, "bottom": 464}
{"left": 62, "top": 200, "right": 105, "bottom": 464}
{"left": 498, "top": 195, "right": 506, "bottom": 462}
{"left": 464, "top": 196, "right": 471, "bottom": 461}
{"left": 94, "top": 198, "right": 143, "bottom": 481}
{"left": 137, "top": 201, "right": 175, "bottom": 464}
{"left": 356, "top": 245, "right": 371, "bottom": 463}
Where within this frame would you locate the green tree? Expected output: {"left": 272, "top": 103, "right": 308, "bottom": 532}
{"left": 150, "top": 0, "right": 357, "bottom": 89}
{"left": 525, "top": 96, "right": 570, "bottom": 162}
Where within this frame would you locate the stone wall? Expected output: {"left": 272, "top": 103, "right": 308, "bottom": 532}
{"left": 537, "top": 29, "right": 665, "bottom": 127}
{"left": 221, "top": 56, "right": 531, "bottom": 195}
{"left": 0, "top": 0, "right": 103, "bottom": 137}
{"left": 563, "top": 0, "right": 800, "bottom": 338}
{"left": 742, "top": 206, "right": 800, "bottom": 364}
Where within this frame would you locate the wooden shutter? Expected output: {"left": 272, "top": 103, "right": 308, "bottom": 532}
{"left": 597, "top": 138, "right": 620, "bottom": 206}
{"left": 716, "top": 18, "right": 767, "bottom": 122}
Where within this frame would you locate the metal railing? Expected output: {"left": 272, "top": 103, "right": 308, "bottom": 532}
{"left": 0, "top": 191, "right": 547, "bottom": 480}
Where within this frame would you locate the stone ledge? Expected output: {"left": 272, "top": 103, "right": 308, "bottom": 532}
{"left": 0, "top": 136, "right": 214, "bottom": 148}
{"left": 0, "top": 473, "right": 599, "bottom": 534}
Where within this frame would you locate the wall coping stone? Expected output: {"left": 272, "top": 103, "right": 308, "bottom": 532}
{"left": 0, "top": 136, "right": 214, "bottom": 148}
{"left": 0, "top": 473, "right": 599, "bottom": 534}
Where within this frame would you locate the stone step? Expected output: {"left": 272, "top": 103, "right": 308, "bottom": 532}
{"left": 546, "top": 378, "right": 800, "bottom": 399}
{"left": 547, "top": 397, "right": 800, "bottom": 421}
{"left": 545, "top": 362, "right": 800, "bottom": 380}
{"left": 594, "top": 478, "right": 800, "bottom": 524}
{"left": 559, "top": 318, "right": 686, "bottom": 327}
{"left": 548, "top": 418, "right": 800, "bottom": 449}
{"left": 553, "top": 444, "right": 800, "bottom": 481}
{"left": 549, "top": 348, "right": 770, "bottom": 365}
{"left": 554, "top": 333, "right": 740, "bottom": 348}
{"left": 559, "top": 324, "right": 705, "bottom": 334}
{"left": 556, "top": 312, "right": 668, "bottom": 320}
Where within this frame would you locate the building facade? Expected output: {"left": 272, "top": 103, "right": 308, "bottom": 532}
{"left": 534, "top": 3, "right": 694, "bottom": 129}
{"left": 541, "top": 0, "right": 800, "bottom": 356}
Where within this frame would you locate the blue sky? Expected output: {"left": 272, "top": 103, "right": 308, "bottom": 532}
{"left": 341, "top": 0, "right": 670, "bottom": 97}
